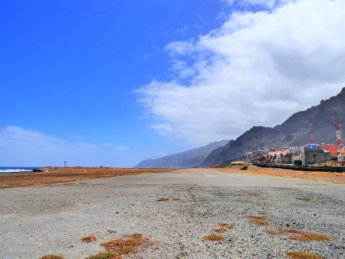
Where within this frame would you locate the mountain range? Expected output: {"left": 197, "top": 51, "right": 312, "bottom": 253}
{"left": 202, "top": 87, "right": 345, "bottom": 166}
{"left": 137, "top": 87, "right": 345, "bottom": 168}
{"left": 136, "top": 140, "right": 228, "bottom": 168}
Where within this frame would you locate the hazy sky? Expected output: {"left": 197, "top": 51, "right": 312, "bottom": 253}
{"left": 1, "top": 0, "right": 345, "bottom": 167}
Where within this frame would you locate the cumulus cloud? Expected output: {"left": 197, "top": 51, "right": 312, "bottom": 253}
{"left": 0, "top": 126, "right": 130, "bottom": 166}
{"left": 137, "top": 0, "right": 345, "bottom": 146}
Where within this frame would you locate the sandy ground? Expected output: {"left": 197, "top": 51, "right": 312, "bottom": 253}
{"left": 0, "top": 168, "right": 173, "bottom": 189}
{"left": 1, "top": 169, "right": 345, "bottom": 258}
{"left": 218, "top": 165, "right": 345, "bottom": 184}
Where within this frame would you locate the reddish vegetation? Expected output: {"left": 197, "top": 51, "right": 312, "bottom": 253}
{"left": 90, "top": 233, "right": 148, "bottom": 259}
{"left": 87, "top": 252, "right": 120, "bottom": 259}
{"left": 289, "top": 233, "right": 331, "bottom": 241}
{"left": 267, "top": 228, "right": 331, "bottom": 241}
{"left": 211, "top": 227, "right": 227, "bottom": 233}
{"left": 286, "top": 251, "right": 323, "bottom": 259}
{"left": 249, "top": 215, "right": 270, "bottom": 226}
{"left": 218, "top": 223, "right": 233, "bottom": 229}
{"left": 40, "top": 255, "right": 64, "bottom": 259}
{"left": 249, "top": 216, "right": 266, "bottom": 220}
{"left": 267, "top": 229, "right": 306, "bottom": 235}
{"left": 157, "top": 197, "right": 181, "bottom": 202}
{"left": 218, "top": 165, "right": 345, "bottom": 184}
{"left": 0, "top": 167, "right": 174, "bottom": 189}
{"left": 81, "top": 236, "right": 97, "bottom": 243}
{"left": 157, "top": 197, "right": 170, "bottom": 202}
{"left": 203, "top": 234, "right": 225, "bottom": 241}
{"left": 211, "top": 222, "right": 234, "bottom": 234}
{"left": 251, "top": 219, "right": 269, "bottom": 226}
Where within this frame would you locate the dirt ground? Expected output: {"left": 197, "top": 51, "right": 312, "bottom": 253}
{"left": 1, "top": 165, "right": 345, "bottom": 189}
{"left": 0, "top": 167, "right": 174, "bottom": 189}
{"left": 217, "top": 165, "right": 345, "bottom": 184}
{"left": 1, "top": 169, "right": 345, "bottom": 258}
{"left": 0, "top": 165, "right": 345, "bottom": 189}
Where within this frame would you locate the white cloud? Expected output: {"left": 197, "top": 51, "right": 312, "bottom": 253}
{"left": 137, "top": 0, "right": 345, "bottom": 146}
{"left": 241, "top": 0, "right": 276, "bottom": 8}
{"left": 0, "top": 126, "right": 130, "bottom": 167}
{"left": 222, "top": 0, "right": 295, "bottom": 9}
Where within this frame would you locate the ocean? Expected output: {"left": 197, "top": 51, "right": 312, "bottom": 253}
{"left": 0, "top": 167, "right": 37, "bottom": 174}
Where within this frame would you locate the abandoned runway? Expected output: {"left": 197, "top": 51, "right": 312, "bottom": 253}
{"left": 1, "top": 169, "right": 344, "bottom": 258}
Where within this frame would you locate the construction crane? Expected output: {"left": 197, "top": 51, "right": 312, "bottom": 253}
{"left": 308, "top": 117, "right": 315, "bottom": 144}
{"left": 335, "top": 119, "right": 343, "bottom": 148}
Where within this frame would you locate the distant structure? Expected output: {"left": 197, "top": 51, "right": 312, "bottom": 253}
{"left": 335, "top": 119, "right": 343, "bottom": 148}
{"left": 308, "top": 117, "right": 314, "bottom": 144}
{"left": 64, "top": 160, "right": 67, "bottom": 167}
{"left": 247, "top": 119, "right": 345, "bottom": 170}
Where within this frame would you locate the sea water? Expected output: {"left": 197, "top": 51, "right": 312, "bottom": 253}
{"left": 0, "top": 167, "right": 37, "bottom": 174}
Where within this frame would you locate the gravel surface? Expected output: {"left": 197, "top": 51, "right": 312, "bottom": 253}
{"left": 1, "top": 169, "right": 344, "bottom": 259}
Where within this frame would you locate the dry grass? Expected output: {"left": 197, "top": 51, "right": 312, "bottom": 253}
{"left": 251, "top": 219, "right": 269, "bottom": 226}
{"left": 130, "top": 233, "right": 143, "bottom": 239}
{"left": 286, "top": 251, "right": 323, "bottom": 259}
{"left": 267, "top": 228, "right": 331, "bottom": 241}
{"left": 218, "top": 223, "right": 234, "bottom": 229}
{"left": 296, "top": 196, "right": 311, "bottom": 202}
{"left": 81, "top": 235, "right": 97, "bottom": 243}
{"left": 289, "top": 233, "right": 331, "bottom": 241}
{"left": 211, "top": 227, "right": 227, "bottom": 233}
{"left": 87, "top": 252, "right": 120, "bottom": 259}
{"left": 249, "top": 215, "right": 269, "bottom": 226}
{"left": 203, "top": 234, "right": 225, "bottom": 241}
{"left": 40, "top": 255, "right": 64, "bottom": 259}
{"left": 217, "top": 165, "right": 345, "bottom": 185}
{"left": 249, "top": 216, "right": 266, "bottom": 220}
{"left": 157, "top": 197, "right": 170, "bottom": 202}
{"left": 211, "top": 223, "right": 234, "bottom": 233}
{"left": 0, "top": 167, "right": 175, "bottom": 189}
{"left": 267, "top": 229, "right": 306, "bottom": 235}
{"left": 97, "top": 233, "right": 147, "bottom": 258}
{"left": 247, "top": 192, "right": 261, "bottom": 197}
{"left": 157, "top": 197, "right": 181, "bottom": 202}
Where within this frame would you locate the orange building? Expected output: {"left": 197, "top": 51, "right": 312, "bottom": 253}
{"left": 320, "top": 145, "right": 338, "bottom": 158}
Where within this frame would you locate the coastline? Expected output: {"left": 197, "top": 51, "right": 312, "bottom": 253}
{"left": 0, "top": 167, "right": 37, "bottom": 174}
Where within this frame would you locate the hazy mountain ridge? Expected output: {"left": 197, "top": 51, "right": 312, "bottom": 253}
{"left": 201, "top": 87, "right": 345, "bottom": 166}
{"left": 136, "top": 140, "right": 228, "bottom": 168}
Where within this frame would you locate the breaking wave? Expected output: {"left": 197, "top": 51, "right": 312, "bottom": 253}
{"left": 0, "top": 167, "right": 35, "bottom": 174}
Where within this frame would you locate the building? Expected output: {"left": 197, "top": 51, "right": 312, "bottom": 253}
{"left": 320, "top": 145, "right": 338, "bottom": 159}
{"left": 304, "top": 146, "right": 331, "bottom": 165}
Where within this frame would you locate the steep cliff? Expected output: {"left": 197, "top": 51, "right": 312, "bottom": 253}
{"left": 202, "top": 87, "right": 345, "bottom": 166}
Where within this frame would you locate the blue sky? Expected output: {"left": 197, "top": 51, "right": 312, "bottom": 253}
{"left": 0, "top": 0, "right": 231, "bottom": 166}
{"left": 1, "top": 0, "right": 344, "bottom": 167}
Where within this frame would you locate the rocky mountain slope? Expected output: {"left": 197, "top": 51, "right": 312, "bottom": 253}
{"left": 201, "top": 87, "right": 345, "bottom": 167}
{"left": 136, "top": 140, "right": 228, "bottom": 168}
